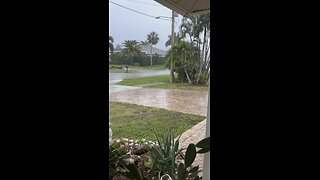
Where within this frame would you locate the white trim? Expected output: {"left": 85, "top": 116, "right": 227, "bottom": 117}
{"left": 202, "top": 80, "right": 210, "bottom": 180}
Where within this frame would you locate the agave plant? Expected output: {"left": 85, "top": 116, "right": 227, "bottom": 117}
{"left": 150, "top": 131, "right": 210, "bottom": 180}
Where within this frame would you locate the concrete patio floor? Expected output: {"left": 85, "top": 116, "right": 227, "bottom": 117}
{"left": 109, "top": 88, "right": 208, "bottom": 116}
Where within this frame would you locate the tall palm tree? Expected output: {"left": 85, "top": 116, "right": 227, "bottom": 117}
{"left": 166, "top": 32, "right": 183, "bottom": 83}
{"left": 109, "top": 36, "right": 114, "bottom": 53}
{"left": 121, "top": 40, "right": 141, "bottom": 65}
{"left": 166, "top": 41, "right": 194, "bottom": 84}
{"left": 147, "top": 32, "right": 159, "bottom": 66}
{"left": 180, "top": 13, "right": 211, "bottom": 84}
{"left": 165, "top": 33, "right": 182, "bottom": 47}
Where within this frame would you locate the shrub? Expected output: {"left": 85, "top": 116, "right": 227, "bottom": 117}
{"left": 121, "top": 131, "right": 210, "bottom": 180}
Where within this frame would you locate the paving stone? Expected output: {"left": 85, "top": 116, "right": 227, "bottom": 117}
{"left": 110, "top": 88, "right": 208, "bottom": 116}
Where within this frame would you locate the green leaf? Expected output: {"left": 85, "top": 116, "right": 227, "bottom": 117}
{"left": 185, "top": 144, "right": 196, "bottom": 168}
{"left": 178, "top": 163, "right": 186, "bottom": 180}
{"left": 197, "top": 147, "right": 210, "bottom": 154}
{"left": 126, "top": 164, "right": 142, "bottom": 180}
{"left": 165, "top": 158, "right": 170, "bottom": 176}
{"left": 116, "top": 166, "right": 128, "bottom": 173}
{"left": 151, "top": 146, "right": 163, "bottom": 159}
{"left": 174, "top": 134, "right": 182, "bottom": 153}
{"left": 175, "top": 148, "right": 184, "bottom": 158}
{"left": 196, "top": 137, "right": 210, "bottom": 149}
{"left": 148, "top": 156, "right": 158, "bottom": 178}
{"left": 189, "top": 166, "right": 199, "bottom": 173}
{"left": 188, "top": 172, "right": 199, "bottom": 178}
{"left": 141, "top": 159, "right": 145, "bottom": 178}
{"left": 154, "top": 132, "right": 166, "bottom": 155}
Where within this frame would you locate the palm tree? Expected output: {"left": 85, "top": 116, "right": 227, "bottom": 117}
{"left": 121, "top": 40, "right": 141, "bottom": 66}
{"left": 109, "top": 36, "right": 114, "bottom": 53}
{"left": 166, "top": 32, "right": 183, "bottom": 83}
{"left": 165, "top": 33, "right": 182, "bottom": 47}
{"left": 166, "top": 41, "right": 194, "bottom": 84}
{"left": 179, "top": 13, "right": 211, "bottom": 84}
{"left": 147, "top": 32, "right": 159, "bottom": 66}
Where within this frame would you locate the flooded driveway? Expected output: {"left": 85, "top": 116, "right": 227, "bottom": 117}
{"left": 109, "top": 69, "right": 208, "bottom": 116}
{"left": 110, "top": 88, "right": 208, "bottom": 116}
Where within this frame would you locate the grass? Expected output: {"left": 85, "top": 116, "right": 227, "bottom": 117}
{"left": 109, "top": 64, "right": 167, "bottom": 70}
{"left": 146, "top": 83, "right": 209, "bottom": 91}
{"left": 117, "top": 75, "right": 170, "bottom": 86}
{"left": 109, "top": 101, "right": 205, "bottom": 141}
{"left": 130, "top": 65, "right": 167, "bottom": 70}
{"left": 117, "top": 74, "right": 209, "bottom": 91}
{"left": 109, "top": 69, "right": 138, "bottom": 73}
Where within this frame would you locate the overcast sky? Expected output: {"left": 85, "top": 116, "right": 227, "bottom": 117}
{"left": 109, "top": 0, "right": 182, "bottom": 51}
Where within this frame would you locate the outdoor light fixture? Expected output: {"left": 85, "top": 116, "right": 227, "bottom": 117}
{"left": 155, "top": 15, "right": 174, "bottom": 20}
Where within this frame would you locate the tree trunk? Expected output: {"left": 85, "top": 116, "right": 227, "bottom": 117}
{"left": 184, "top": 68, "right": 192, "bottom": 84}
{"left": 170, "top": 68, "right": 174, "bottom": 83}
{"left": 150, "top": 44, "right": 153, "bottom": 66}
{"left": 196, "top": 27, "right": 207, "bottom": 84}
{"left": 170, "top": 55, "right": 175, "bottom": 83}
{"left": 183, "top": 56, "right": 192, "bottom": 84}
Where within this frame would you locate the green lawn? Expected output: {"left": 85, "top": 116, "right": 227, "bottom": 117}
{"left": 117, "top": 75, "right": 170, "bottom": 86}
{"left": 146, "top": 83, "right": 209, "bottom": 91}
{"left": 109, "top": 101, "right": 205, "bottom": 141}
{"left": 117, "top": 75, "right": 209, "bottom": 91}
{"left": 109, "top": 64, "right": 167, "bottom": 70}
{"left": 130, "top": 65, "right": 167, "bottom": 70}
{"left": 109, "top": 69, "right": 138, "bottom": 73}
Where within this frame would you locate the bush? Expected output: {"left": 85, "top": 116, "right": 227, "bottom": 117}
{"left": 109, "top": 140, "right": 131, "bottom": 179}
{"left": 120, "top": 131, "right": 210, "bottom": 180}
{"left": 110, "top": 52, "right": 166, "bottom": 66}
{"left": 109, "top": 65, "right": 124, "bottom": 70}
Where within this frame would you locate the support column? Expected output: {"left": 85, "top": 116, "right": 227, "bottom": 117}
{"left": 202, "top": 80, "right": 210, "bottom": 179}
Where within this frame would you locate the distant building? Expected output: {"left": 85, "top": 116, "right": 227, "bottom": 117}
{"left": 140, "top": 44, "right": 167, "bottom": 57}
{"left": 113, "top": 43, "right": 167, "bottom": 57}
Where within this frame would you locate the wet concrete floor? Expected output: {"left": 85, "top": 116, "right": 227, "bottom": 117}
{"left": 109, "top": 88, "right": 208, "bottom": 116}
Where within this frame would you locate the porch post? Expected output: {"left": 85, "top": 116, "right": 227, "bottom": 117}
{"left": 202, "top": 81, "right": 210, "bottom": 179}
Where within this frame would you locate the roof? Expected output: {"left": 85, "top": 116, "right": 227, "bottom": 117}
{"left": 113, "top": 44, "right": 167, "bottom": 56}
{"left": 140, "top": 44, "right": 167, "bottom": 56}
{"left": 154, "top": 0, "right": 210, "bottom": 17}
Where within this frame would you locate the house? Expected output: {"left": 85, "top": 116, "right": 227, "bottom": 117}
{"left": 113, "top": 43, "right": 167, "bottom": 57}
{"left": 140, "top": 44, "right": 167, "bottom": 57}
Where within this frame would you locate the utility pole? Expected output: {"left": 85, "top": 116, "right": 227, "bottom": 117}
{"left": 170, "top": 10, "right": 175, "bottom": 83}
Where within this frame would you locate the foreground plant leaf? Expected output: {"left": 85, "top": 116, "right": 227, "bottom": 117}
{"left": 195, "top": 136, "right": 210, "bottom": 149}
{"left": 185, "top": 143, "right": 196, "bottom": 167}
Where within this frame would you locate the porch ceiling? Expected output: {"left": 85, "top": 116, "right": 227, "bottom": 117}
{"left": 154, "top": 0, "right": 210, "bottom": 16}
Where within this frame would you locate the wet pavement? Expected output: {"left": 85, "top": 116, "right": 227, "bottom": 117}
{"left": 176, "top": 119, "right": 207, "bottom": 176}
{"left": 109, "top": 69, "right": 169, "bottom": 93}
{"left": 109, "top": 88, "right": 208, "bottom": 116}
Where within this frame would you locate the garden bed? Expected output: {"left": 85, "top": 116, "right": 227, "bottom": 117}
{"left": 109, "top": 133, "right": 209, "bottom": 180}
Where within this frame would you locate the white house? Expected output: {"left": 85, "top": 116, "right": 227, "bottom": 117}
{"left": 113, "top": 43, "right": 167, "bottom": 57}
{"left": 140, "top": 44, "right": 167, "bottom": 57}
